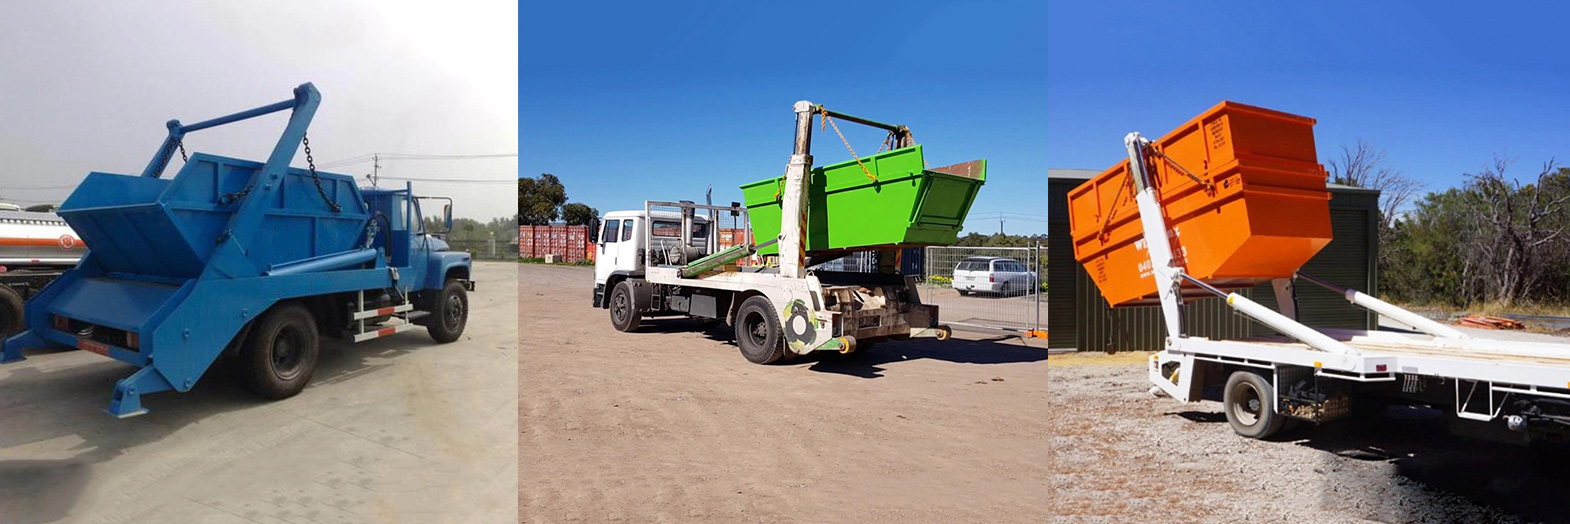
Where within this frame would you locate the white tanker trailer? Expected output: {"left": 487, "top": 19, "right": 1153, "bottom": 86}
{"left": 0, "top": 209, "right": 85, "bottom": 336}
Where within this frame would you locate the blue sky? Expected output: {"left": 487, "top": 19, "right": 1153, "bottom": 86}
{"left": 522, "top": 2, "right": 1049, "bottom": 234}
{"left": 525, "top": 2, "right": 1570, "bottom": 235}
{"left": 1047, "top": 1, "right": 1570, "bottom": 204}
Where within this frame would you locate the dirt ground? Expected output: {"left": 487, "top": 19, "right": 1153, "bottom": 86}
{"left": 1049, "top": 351, "right": 1570, "bottom": 524}
{"left": 519, "top": 264, "right": 1051, "bottom": 523}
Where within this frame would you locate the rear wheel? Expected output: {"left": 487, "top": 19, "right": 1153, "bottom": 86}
{"left": 0, "top": 286, "right": 23, "bottom": 339}
{"left": 426, "top": 280, "right": 468, "bottom": 343}
{"left": 957, "top": 289, "right": 970, "bottom": 297}
{"left": 1224, "top": 370, "right": 1286, "bottom": 439}
{"left": 609, "top": 280, "right": 642, "bottom": 332}
{"left": 735, "top": 296, "right": 785, "bottom": 364}
{"left": 238, "top": 303, "right": 320, "bottom": 400}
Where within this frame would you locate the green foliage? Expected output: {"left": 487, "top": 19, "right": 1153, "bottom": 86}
{"left": 955, "top": 232, "right": 1046, "bottom": 247}
{"left": 518, "top": 174, "right": 568, "bottom": 225}
{"left": 1381, "top": 164, "right": 1570, "bottom": 308}
{"left": 427, "top": 216, "right": 518, "bottom": 242}
{"left": 561, "top": 202, "right": 599, "bottom": 226}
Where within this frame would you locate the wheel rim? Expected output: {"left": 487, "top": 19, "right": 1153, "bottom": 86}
{"left": 271, "top": 325, "right": 307, "bottom": 381}
{"left": 444, "top": 293, "right": 464, "bottom": 330}
{"left": 611, "top": 291, "right": 629, "bottom": 324}
{"left": 1230, "top": 381, "right": 1262, "bottom": 427}
{"left": 743, "top": 310, "right": 768, "bottom": 350}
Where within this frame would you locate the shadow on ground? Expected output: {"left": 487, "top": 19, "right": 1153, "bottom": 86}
{"left": 0, "top": 335, "right": 426, "bottom": 524}
{"left": 621, "top": 317, "right": 1048, "bottom": 379}
{"left": 1173, "top": 399, "right": 1570, "bottom": 524}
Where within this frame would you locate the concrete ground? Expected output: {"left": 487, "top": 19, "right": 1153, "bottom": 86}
{"left": 520, "top": 264, "right": 1052, "bottom": 523}
{"left": 0, "top": 261, "right": 518, "bottom": 524}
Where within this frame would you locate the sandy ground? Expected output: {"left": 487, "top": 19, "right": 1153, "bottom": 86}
{"left": 519, "top": 264, "right": 1051, "bottom": 523}
{"left": 1049, "top": 349, "right": 1570, "bottom": 524}
{"left": 0, "top": 261, "right": 518, "bottom": 524}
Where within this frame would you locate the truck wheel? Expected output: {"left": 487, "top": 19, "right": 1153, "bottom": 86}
{"left": 609, "top": 280, "right": 642, "bottom": 332}
{"left": 239, "top": 304, "right": 320, "bottom": 400}
{"left": 0, "top": 286, "right": 22, "bottom": 338}
{"left": 958, "top": 290, "right": 970, "bottom": 297}
{"left": 1224, "top": 370, "right": 1286, "bottom": 439}
{"left": 735, "top": 295, "right": 785, "bottom": 364}
{"left": 427, "top": 280, "right": 469, "bottom": 343}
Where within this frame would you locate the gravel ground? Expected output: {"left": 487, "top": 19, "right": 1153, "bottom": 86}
{"left": 1049, "top": 351, "right": 1570, "bottom": 524}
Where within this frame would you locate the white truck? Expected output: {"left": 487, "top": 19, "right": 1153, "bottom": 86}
{"left": 591, "top": 102, "right": 952, "bottom": 364}
{"left": 1113, "top": 131, "right": 1570, "bottom": 443}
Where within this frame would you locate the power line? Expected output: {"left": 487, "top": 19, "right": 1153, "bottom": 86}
{"left": 319, "top": 152, "right": 517, "bottom": 169}
{"left": 376, "top": 175, "right": 514, "bottom": 184}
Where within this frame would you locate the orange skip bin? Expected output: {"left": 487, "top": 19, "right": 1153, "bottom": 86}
{"left": 1068, "top": 101, "right": 1334, "bottom": 307}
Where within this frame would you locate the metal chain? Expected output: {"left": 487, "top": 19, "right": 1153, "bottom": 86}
{"left": 176, "top": 139, "right": 189, "bottom": 162}
{"left": 220, "top": 184, "right": 253, "bottom": 205}
{"left": 303, "top": 134, "right": 342, "bottom": 213}
{"left": 1099, "top": 169, "right": 1136, "bottom": 239}
{"left": 818, "top": 107, "right": 877, "bottom": 183}
{"left": 1147, "top": 146, "right": 1214, "bottom": 192}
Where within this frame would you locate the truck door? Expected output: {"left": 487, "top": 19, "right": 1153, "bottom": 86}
{"left": 407, "top": 198, "right": 430, "bottom": 280}
{"left": 594, "top": 219, "right": 620, "bottom": 284}
{"left": 614, "top": 218, "right": 640, "bottom": 271}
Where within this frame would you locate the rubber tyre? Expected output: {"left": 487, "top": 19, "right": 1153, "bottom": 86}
{"left": 427, "top": 280, "right": 468, "bottom": 343}
{"left": 609, "top": 280, "right": 642, "bottom": 332}
{"left": 1224, "top": 370, "right": 1286, "bottom": 439}
{"left": 958, "top": 290, "right": 970, "bottom": 297}
{"left": 238, "top": 304, "right": 320, "bottom": 400}
{"left": 735, "top": 295, "right": 785, "bottom": 364}
{"left": 0, "top": 285, "right": 23, "bottom": 339}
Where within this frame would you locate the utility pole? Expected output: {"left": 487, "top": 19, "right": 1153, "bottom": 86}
{"left": 998, "top": 213, "right": 1005, "bottom": 235}
{"left": 371, "top": 154, "right": 380, "bottom": 187}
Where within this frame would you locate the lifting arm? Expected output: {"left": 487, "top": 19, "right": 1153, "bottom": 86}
{"left": 779, "top": 102, "right": 914, "bottom": 278}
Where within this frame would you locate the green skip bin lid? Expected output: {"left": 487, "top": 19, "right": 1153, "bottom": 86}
{"left": 740, "top": 145, "right": 986, "bottom": 257}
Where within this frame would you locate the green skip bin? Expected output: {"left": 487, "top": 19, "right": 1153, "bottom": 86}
{"left": 741, "top": 145, "right": 986, "bottom": 256}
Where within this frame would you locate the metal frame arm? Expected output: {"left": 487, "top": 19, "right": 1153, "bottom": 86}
{"left": 140, "top": 83, "right": 321, "bottom": 179}
{"left": 1295, "top": 272, "right": 1468, "bottom": 339}
{"left": 813, "top": 104, "right": 911, "bottom": 145}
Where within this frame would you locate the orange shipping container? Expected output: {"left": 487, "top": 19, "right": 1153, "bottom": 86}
{"left": 1068, "top": 101, "right": 1333, "bottom": 307}
{"left": 519, "top": 225, "right": 592, "bottom": 262}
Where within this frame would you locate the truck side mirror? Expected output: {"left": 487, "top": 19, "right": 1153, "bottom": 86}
{"left": 444, "top": 204, "right": 453, "bottom": 231}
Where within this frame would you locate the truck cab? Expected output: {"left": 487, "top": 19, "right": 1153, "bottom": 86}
{"left": 592, "top": 209, "right": 710, "bottom": 307}
{"left": 362, "top": 186, "right": 472, "bottom": 293}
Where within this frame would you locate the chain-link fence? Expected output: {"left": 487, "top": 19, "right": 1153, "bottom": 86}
{"left": 921, "top": 245, "right": 1043, "bottom": 333}
{"left": 447, "top": 238, "right": 513, "bottom": 260}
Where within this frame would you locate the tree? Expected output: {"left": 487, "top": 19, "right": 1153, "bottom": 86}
{"left": 518, "top": 174, "right": 567, "bottom": 225}
{"left": 1327, "top": 140, "right": 1425, "bottom": 257}
{"left": 1458, "top": 157, "right": 1570, "bottom": 305}
{"left": 561, "top": 203, "right": 600, "bottom": 226}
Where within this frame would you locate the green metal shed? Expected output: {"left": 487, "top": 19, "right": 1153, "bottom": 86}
{"left": 1047, "top": 168, "right": 1380, "bottom": 352}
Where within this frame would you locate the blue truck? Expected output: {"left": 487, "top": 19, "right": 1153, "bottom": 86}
{"left": 1, "top": 83, "right": 473, "bottom": 417}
